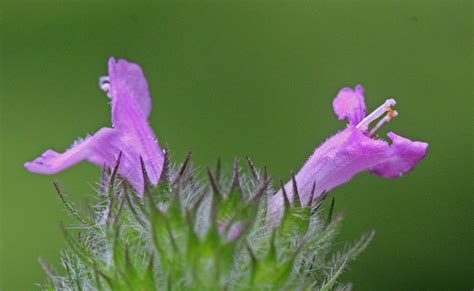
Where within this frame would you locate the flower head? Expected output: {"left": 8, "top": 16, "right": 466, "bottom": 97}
{"left": 25, "top": 58, "right": 164, "bottom": 195}
{"left": 269, "top": 85, "right": 428, "bottom": 221}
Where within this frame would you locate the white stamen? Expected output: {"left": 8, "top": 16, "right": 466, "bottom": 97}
{"left": 356, "top": 99, "right": 396, "bottom": 131}
{"left": 99, "top": 76, "right": 111, "bottom": 96}
{"left": 369, "top": 110, "right": 398, "bottom": 136}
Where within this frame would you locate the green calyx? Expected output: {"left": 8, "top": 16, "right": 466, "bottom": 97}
{"left": 39, "top": 154, "right": 374, "bottom": 290}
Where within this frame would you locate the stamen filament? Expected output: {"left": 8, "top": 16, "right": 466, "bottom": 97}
{"left": 356, "top": 99, "right": 396, "bottom": 131}
{"left": 369, "top": 110, "right": 398, "bottom": 136}
{"left": 99, "top": 76, "right": 111, "bottom": 97}
{"left": 99, "top": 76, "right": 110, "bottom": 92}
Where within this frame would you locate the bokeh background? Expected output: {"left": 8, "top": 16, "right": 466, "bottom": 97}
{"left": 1, "top": 0, "right": 472, "bottom": 290}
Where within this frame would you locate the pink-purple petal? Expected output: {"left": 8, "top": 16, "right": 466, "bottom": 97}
{"left": 332, "top": 84, "right": 367, "bottom": 125}
{"left": 268, "top": 127, "right": 428, "bottom": 222}
{"left": 108, "top": 57, "right": 152, "bottom": 120}
{"left": 24, "top": 128, "right": 117, "bottom": 175}
{"left": 268, "top": 127, "right": 389, "bottom": 220}
{"left": 269, "top": 83, "right": 429, "bottom": 222}
{"left": 370, "top": 132, "right": 428, "bottom": 178}
{"left": 25, "top": 58, "right": 164, "bottom": 196}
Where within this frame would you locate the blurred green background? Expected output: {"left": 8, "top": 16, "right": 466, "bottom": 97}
{"left": 1, "top": 0, "right": 472, "bottom": 289}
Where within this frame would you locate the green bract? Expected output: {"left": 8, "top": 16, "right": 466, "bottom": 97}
{"left": 39, "top": 153, "right": 374, "bottom": 290}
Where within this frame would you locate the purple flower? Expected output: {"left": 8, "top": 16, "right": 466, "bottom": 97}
{"left": 269, "top": 85, "right": 428, "bottom": 220}
{"left": 25, "top": 58, "right": 164, "bottom": 195}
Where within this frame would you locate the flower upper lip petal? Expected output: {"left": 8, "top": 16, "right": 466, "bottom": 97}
{"left": 332, "top": 84, "right": 367, "bottom": 126}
